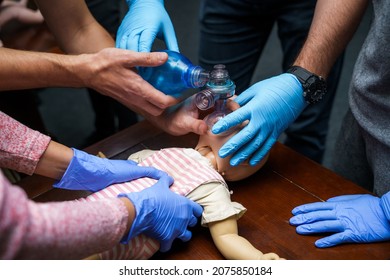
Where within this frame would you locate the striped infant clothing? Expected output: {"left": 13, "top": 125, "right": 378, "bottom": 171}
{"left": 79, "top": 148, "right": 226, "bottom": 259}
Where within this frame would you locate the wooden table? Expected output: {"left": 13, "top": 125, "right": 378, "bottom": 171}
{"left": 18, "top": 120, "right": 390, "bottom": 260}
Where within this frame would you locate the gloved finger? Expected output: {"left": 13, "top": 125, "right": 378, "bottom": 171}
{"left": 218, "top": 122, "right": 257, "bottom": 160}
{"left": 159, "top": 239, "right": 174, "bottom": 252}
{"left": 327, "top": 194, "right": 365, "bottom": 202}
{"left": 296, "top": 220, "right": 344, "bottom": 234}
{"left": 315, "top": 232, "right": 351, "bottom": 248}
{"left": 233, "top": 89, "right": 257, "bottom": 106}
{"left": 188, "top": 215, "right": 198, "bottom": 227}
{"left": 117, "top": 29, "right": 138, "bottom": 51}
{"left": 248, "top": 133, "right": 276, "bottom": 166}
{"left": 211, "top": 108, "right": 250, "bottom": 135}
{"left": 116, "top": 33, "right": 128, "bottom": 49}
{"left": 163, "top": 25, "right": 179, "bottom": 52}
{"left": 292, "top": 201, "right": 334, "bottom": 215}
{"left": 139, "top": 29, "right": 157, "bottom": 52}
{"left": 189, "top": 200, "right": 203, "bottom": 218}
{"left": 128, "top": 32, "right": 141, "bottom": 52}
{"left": 155, "top": 174, "right": 174, "bottom": 187}
{"left": 289, "top": 210, "right": 336, "bottom": 226}
{"left": 177, "top": 229, "right": 192, "bottom": 242}
{"left": 227, "top": 122, "right": 266, "bottom": 166}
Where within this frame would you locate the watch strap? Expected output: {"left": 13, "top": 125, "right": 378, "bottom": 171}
{"left": 287, "top": 66, "right": 313, "bottom": 84}
{"left": 287, "top": 65, "right": 327, "bottom": 104}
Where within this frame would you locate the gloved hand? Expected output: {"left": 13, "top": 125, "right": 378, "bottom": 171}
{"left": 54, "top": 148, "right": 169, "bottom": 192}
{"left": 289, "top": 193, "right": 390, "bottom": 248}
{"left": 119, "top": 175, "right": 203, "bottom": 252}
{"left": 211, "top": 73, "right": 306, "bottom": 166}
{"left": 116, "top": 0, "right": 179, "bottom": 52}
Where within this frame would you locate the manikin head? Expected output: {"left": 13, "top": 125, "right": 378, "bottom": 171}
{"left": 195, "top": 99, "right": 269, "bottom": 181}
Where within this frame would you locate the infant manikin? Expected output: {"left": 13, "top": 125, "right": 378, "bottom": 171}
{"left": 84, "top": 99, "right": 282, "bottom": 260}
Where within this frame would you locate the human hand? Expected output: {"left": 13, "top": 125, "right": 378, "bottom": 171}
{"left": 119, "top": 175, "right": 203, "bottom": 252}
{"left": 211, "top": 73, "right": 306, "bottom": 166}
{"left": 146, "top": 95, "right": 208, "bottom": 136}
{"left": 117, "top": 0, "right": 179, "bottom": 52}
{"left": 54, "top": 148, "right": 169, "bottom": 192}
{"left": 83, "top": 48, "right": 178, "bottom": 116}
{"left": 289, "top": 194, "right": 390, "bottom": 248}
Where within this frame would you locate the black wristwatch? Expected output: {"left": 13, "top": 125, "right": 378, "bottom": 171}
{"left": 287, "top": 66, "right": 327, "bottom": 104}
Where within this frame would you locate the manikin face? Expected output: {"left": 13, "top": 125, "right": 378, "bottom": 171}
{"left": 195, "top": 100, "right": 269, "bottom": 181}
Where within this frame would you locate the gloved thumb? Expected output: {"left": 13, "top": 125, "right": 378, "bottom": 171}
{"left": 152, "top": 173, "right": 174, "bottom": 189}
{"left": 131, "top": 166, "right": 171, "bottom": 181}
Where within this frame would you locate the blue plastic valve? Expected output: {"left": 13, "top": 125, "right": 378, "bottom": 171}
{"left": 138, "top": 50, "right": 209, "bottom": 99}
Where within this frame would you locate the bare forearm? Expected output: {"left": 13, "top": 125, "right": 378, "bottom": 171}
{"left": 294, "top": 0, "right": 368, "bottom": 78}
{"left": 34, "top": 141, "right": 73, "bottom": 180}
{"left": 0, "top": 47, "right": 90, "bottom": 90}
{"left": 35, "top": 0, "right": 114, "bottom": 54}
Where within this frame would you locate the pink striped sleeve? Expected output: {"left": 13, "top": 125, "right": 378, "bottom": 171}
{"left": 0, "top": 171, "right": 129, "bottom": 259}
{"left": 0, "top": 111, "right": 51, "bottom": 175}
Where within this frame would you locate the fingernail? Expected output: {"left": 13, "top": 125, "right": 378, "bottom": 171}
{"left": 219, "top": 148, "right": 229, "bottom": 158}
{"left": 156, "top": 52, "right": 168, "bottom": 61}
{"left": 289, "top": 217, "right": 298, "bottom": 224}
{"left": 230, "top": 159, "right": 240, "bottom": 166}
{"left": 211, "top": 123, "right": 222, "bottom": 134}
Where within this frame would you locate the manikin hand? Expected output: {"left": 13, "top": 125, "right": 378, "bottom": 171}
{"left": 290, "top": 193, "right": 390, "bottom": 248}
{"left": 83, "top": 48, "right": 178, "bottom": 116}
{"left": 146, "top": 95, "right": 208, "bottom": 136}
{"left": 54, "top": 148, "right": 170, "bottom": 192}
{"left": 211, "top": 74, "right": 306, "bottom": 166}
{"left": 116, "top": 0, "right": 179, "bottom": 52}
{"left": 120, "top": 175, "right": 203, "bottom": 252}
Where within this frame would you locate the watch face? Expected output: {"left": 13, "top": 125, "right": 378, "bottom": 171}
{"left": 304, "top": 76, "right": 327, "bottom": 104}
{"left": 287, "top": 66, "right": 327, "bottom": 104}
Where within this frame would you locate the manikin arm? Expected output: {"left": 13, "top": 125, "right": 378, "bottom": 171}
{"left": 208, "top": 217, "right": 281, "bottom": 260}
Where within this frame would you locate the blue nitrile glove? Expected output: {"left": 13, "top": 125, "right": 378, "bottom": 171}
{"left": 54, "top": 148, "right": 169, "bottom": 192}
{"left": 211, "top": 73, "right": 306, "bottom": 166}
{"left": 289, "top": 193, "right": 390, "bottom": 248}
{"left": 119, "top": 175, "right": 203, "bottom": 252}
{"left": 116, "top": 0, "right": 179, "bottom": 52}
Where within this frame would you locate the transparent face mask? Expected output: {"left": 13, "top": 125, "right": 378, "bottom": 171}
{"left": 194, "top": 64, "right": 236, "bottom": 111}
{"left": 193, "top": 64, "right": 268, "bottom": 180}
{"left": 193, "top": 64, "right": 238, "bottom": 134}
